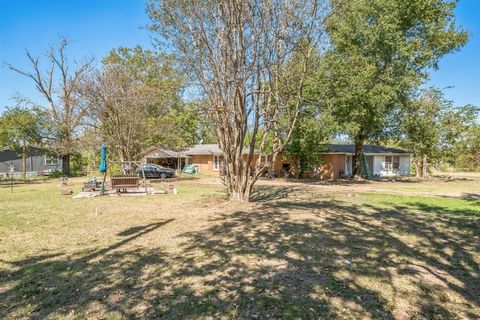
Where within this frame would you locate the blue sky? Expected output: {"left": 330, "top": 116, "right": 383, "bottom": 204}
{"left": 0, "top": 0, "right": 479, "bottom": 111}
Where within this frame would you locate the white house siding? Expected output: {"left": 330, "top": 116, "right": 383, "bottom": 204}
{"left": 399, "top": 155, "right": 410, "bottom": 176}
{"left": 372, "top": 155, "right": 411, "bottom": 177}
{"left": 372, "top": 156, "right": 384, "bottom": 176}
{"left": 344, "top": 155, "right": 353, "bottom": 176}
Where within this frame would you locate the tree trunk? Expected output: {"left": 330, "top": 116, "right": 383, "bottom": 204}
{"left": 295, "top": 158, "right": 301, "bottom": 179}
{"left": 414, "top": 156, "right": 420, "bottom": 178}
{"left": 121, "top": 152, "right": 128, "bottom": 174}
{"left": 352, "top": 132, "right": 367, "bottom": 178}
{"left": 61, "top": 154, "right": 70, "bottom": 176}
{"left": 22, "top": 145, "right": 27, "bottom": 179}
{"left": 422, "top": 154, "right": 429, "bottom": 178}
{"left": 229, "top": 189, "right": 251, "bottom": 202}
{"left": 227, "top": 177, "right": 252, "bottom": 202}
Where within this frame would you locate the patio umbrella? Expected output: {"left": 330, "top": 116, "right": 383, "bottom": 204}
{"left": 99, "top": 144, "right": 107, "bottom": 173}
{"left": 99, "top": 144, "right": 107, "bottom": 195}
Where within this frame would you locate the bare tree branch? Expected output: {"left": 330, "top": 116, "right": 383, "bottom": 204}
{"left": 5, "top": 37, "right": 95, "bottom": 174}
{"left": 148, "top": 0, "right": 330, "bottom": 201}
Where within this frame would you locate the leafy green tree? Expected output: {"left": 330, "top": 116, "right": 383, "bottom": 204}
{"left": 438, "top": 103, "right": 478, "bottom": 170}
{"left": 86, "top": 46, "right": 195, "bottom": 161}
{"left": 0, "top": 107, "right": 43, "bottom": 178}
{"left": 318, "top": 0, "right": 468, "bottom": 177}
{"left": 396, "top": 88, "right": 477, "bottom": 177}
{"left": 451, "top": 125, "right": 480, "bottom": 171}
{"left": 102, "top": 46, "right": 184, "bottom": 117}
{"left": 146, "top": 102, "right": 217, "bottom": 150}
{"left": 96, "top": 46, "right": 214, "bottom": 158}
{"left": 284, "top": 108, "right": 338, "bottom": 177}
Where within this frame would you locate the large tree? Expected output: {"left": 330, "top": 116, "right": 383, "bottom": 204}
{"left": 6, "top": 38, "right": 95, "bottom": 175}
{"left": 450, "top": 124, "right": 480, "bottom": 171}
{"left": 85, "top": 46, "right": 190, "bottom": 161}
{"left": 395, "top": 88, "right": 477, "bottom": 177}
{"left": 148, "top": 0, "right": 330, "bottom": 201}
{"left": 0, "top": 107, "right": 43, "bottom": 178}
{"left": 284, "top": 108, "right": 338, "bottom": 178}
{"left": 318, "top": 0, "right": 468, "bottom": 178}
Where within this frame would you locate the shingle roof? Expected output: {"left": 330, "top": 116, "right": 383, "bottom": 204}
{"left": 184, "top": 144, "right": 222, "bottom": 155}
{"left": 326, "top": 144, "right": 410, "bottom": 154}
{"left": 153, "top": 149, "right": 184, "bottom": 158}
{"left": 139, "top": 146, "right": 188, "bottom": 158}
{"left": 0, "top": 147, "right": 46, "bottom": 162}
{"left": 141, "top": 143, "right": 410, "bottom": 158}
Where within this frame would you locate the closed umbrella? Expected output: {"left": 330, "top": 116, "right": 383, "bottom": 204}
{"left": 99, "top": 144, "right": 107, "bottom": 195}
{"left": 99, "top": 144, "right": 107, "bottom": 173}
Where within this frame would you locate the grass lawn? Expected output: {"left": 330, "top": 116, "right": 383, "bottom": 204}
{"left": 0, "top": 177, "right": 479, "bottom": 319}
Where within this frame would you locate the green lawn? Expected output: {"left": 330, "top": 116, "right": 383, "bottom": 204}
{"left": 0, "top": 178, "right": 478, "bottom": 319}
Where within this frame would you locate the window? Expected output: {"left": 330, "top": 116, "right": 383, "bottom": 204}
{"left": 260, "top": 155, "right": 272, "bottom": 163}
{"left": 393, "top": 156, "right": 400, "bottom": 170}
{"left": 213, "top": 155, "right": 224, "bottom": 171}
{"left": 45, "top": 156, "right": 59, "bottom": 166}
{"left": 384, "top": 156, "right": 399, "bottom": 171}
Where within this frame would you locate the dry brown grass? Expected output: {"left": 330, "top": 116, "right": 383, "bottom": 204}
{"left": 0, "top": 177, "right": 479, "bottom": 319}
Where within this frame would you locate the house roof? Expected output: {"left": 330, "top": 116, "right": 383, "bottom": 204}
{"left": 325, "top": 144, "right": 410, "bottom": 154}
{"left": 140, "top": 143, "right": 410, "bottom": 159}
{"left": 139, "top": 146, "right": 189, "bottom": 158}
{"left": 184, "top": 144, "right": 222, "bottom": 155}
{"left": 0, "top": 147, "right": 46, "bottom": 162}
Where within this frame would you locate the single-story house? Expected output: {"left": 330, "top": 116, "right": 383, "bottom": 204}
{"left": 310, "top": 144, "right": 411, "bottom": 179}
{"left": 140, "top": 144, "right": 411, "bottom": 179}
{"left": 0, "top": 147, "right": 62, "bottom": 177}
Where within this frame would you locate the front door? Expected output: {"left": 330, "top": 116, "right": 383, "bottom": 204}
{"left": 213, "top": 155, "right": 224, "bottom": 171}
{"left": 366, "top": 156, "right": 374, "bottom": 176}
{"left": 345, "top": 155, "right": 352, "bottom": 176}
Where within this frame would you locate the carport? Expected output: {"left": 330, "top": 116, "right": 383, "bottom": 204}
{"left": 140, "top": 147, "right": 190, "bottom": 171}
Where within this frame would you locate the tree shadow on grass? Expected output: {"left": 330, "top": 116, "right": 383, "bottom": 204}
{"left": 287, "top": 178, "right": 372, "bottom": 186}
{"left": 179, "top": 197, "right": 479, "bottom": 318}
{"left": 249, "top": 199, "right": 479, "bottom": 318}
{"left": 250, "top": 185, "right": 302, "bottom": 202}
{"left": 1, "top": 193, "right": 479, "bottom": 319}
{"left": 0, "top": 220, "right": 174, "bottom": 318}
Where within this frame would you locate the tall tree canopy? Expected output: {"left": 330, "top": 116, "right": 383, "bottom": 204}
{"left": 450, "top": 123, "right": 480, "bottom": 171}
{"left": 317, "top": 0, "right": 468, "bottom": 177}
{"left": 86, "top": 46, "right": 208, "bottom": 162}
{"left": 102, "top": 46, "right": 184, "bottom": 118}
{"left": 85, "top": 46, "right": 181, "bottom": 161}
{"left": 396, "top": 88, "right": 477, "bottom": 177}
{"left": 148, "top": 0, "right": 330, "bottom": 201}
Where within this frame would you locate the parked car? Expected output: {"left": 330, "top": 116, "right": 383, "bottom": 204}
{"left": 135, "top": 164, "right": 176, "bottom": 179}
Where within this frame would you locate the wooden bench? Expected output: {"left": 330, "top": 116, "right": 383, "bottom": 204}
{"left": 111, "top": 175, "right": 139, "bottom": 193}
